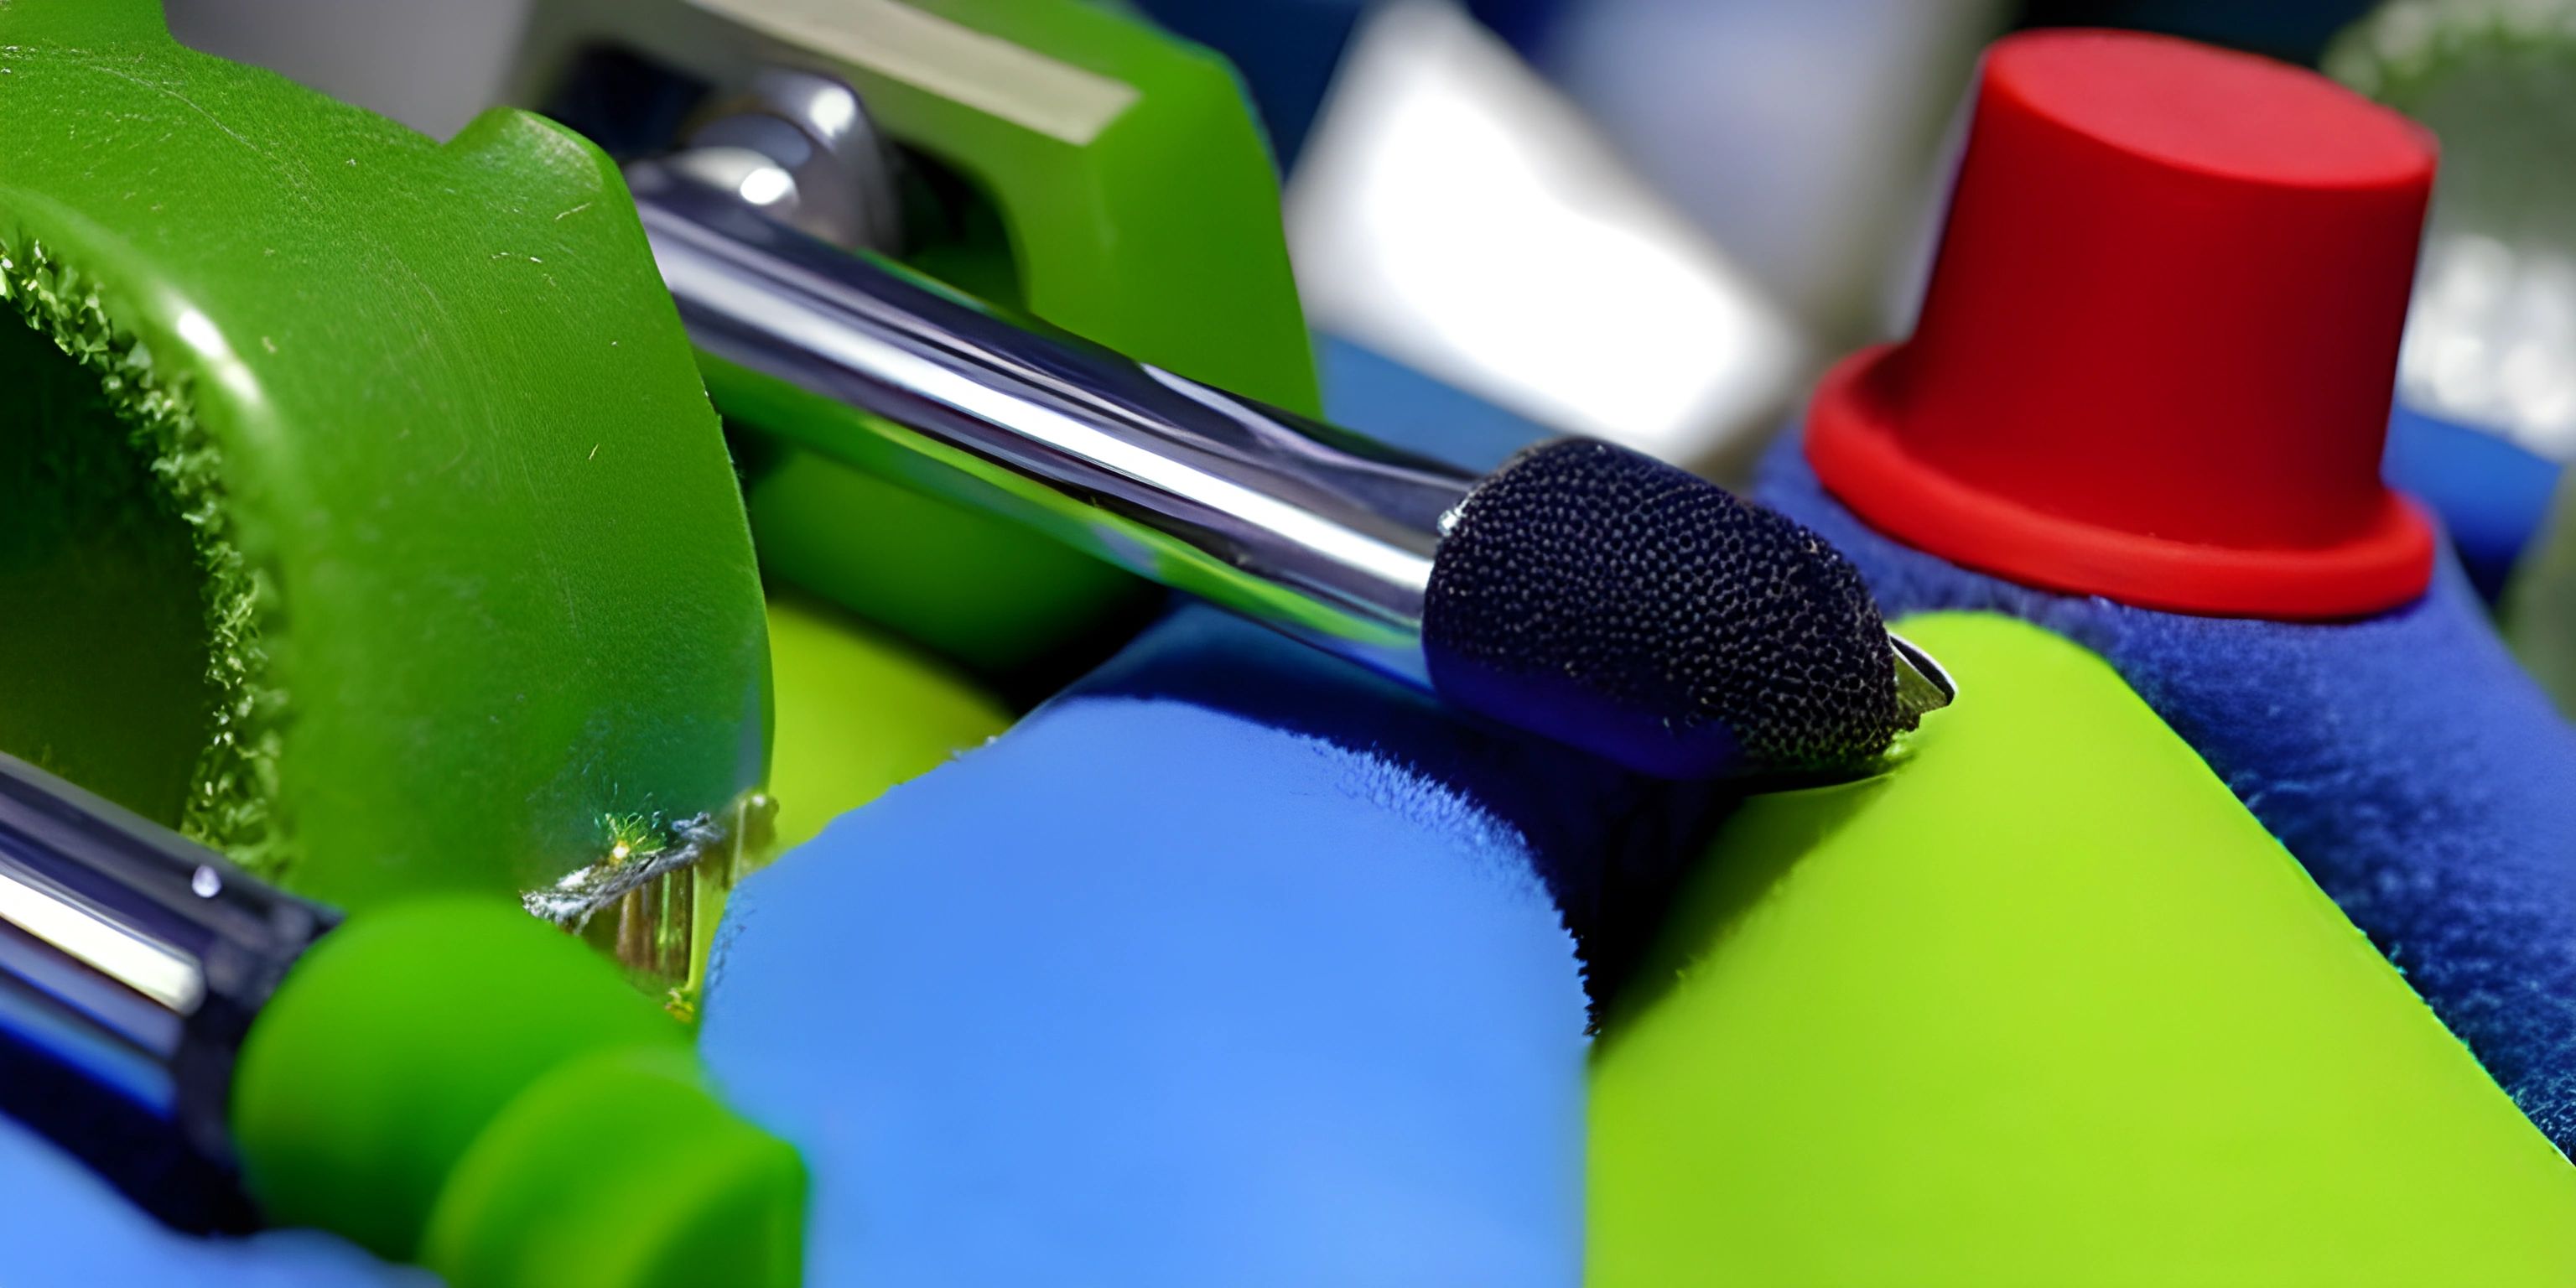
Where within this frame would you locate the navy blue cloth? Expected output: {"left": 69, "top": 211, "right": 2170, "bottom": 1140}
{"left": 1758, "top": 433, "right": 2576, "bottom": 1147}
{"left": 1317, "top": 335, "right": 1546, "bottom": 475}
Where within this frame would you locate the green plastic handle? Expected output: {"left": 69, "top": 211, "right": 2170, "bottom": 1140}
{"left": 0, "top": 0, "right": 769, "bottom": 907}
{"left": 235, "top": 899, "right": 805, "bottom": 1286}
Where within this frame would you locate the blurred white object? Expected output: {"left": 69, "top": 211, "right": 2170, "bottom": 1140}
{"left": 2326, "top": 0, "right": 2576, "bottom": 463}
{"left": 2401, "top": 236, "right": 2576, "bottom": 459}
{"left": 1545, "top": 0, "right": 2009, "bottom": 344}
{"left": 1287, "top": 0, "right": 1809, "bottom": 470}
{"left": 167, "top": 0, "right": 529, "bottom": 139}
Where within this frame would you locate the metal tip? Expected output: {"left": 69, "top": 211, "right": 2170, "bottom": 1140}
{"left": 1888, "top": 631, "right": 1956, "bottom": 723}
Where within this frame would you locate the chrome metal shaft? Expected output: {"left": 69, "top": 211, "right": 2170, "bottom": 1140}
{"left": 0, "top": 750, "right": 329, "bottom": 1226}
{"left": 629, "top": 159, "right": 1480, "bottom": 688}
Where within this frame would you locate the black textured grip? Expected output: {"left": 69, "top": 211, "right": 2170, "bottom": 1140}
{"left": 1422, "top": 439, "right": 1905, "bottom": 778}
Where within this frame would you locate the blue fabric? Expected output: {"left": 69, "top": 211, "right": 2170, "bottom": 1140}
{"left": 0, "top": 1111, "right": 427, "bottom": 1287}
{"left": 1128, "top": 0, "right": 1368, "bottom": 172}
{"left": 1317, "top": 335, "right": 1550, "bottom": 475}
{"left": 1461, "top": 0, "right": 1576, "bottom": 60}
{"left": 1127, "top": 3, "right": 1570, "bottom": 171}
{"left": 1758, "top": 433, "right": 2576, "bottom": 1147}
{"left": 700, "top": 607, "right": 1591, "bottom": 1286}
{"left": 2381, "top": 402, "right": 2563, "bottom": 602}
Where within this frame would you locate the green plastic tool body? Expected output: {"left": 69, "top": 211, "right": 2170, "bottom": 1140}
{"left": 1591, "top": 613, "right": 2576, "bottom": 1285}
{"left": 514, "top": 0, "right": 1320, "bottom": 676}
{"left": 0, "top": 0, "right": 769, "bottom": 907}
{"left": 234, "top": 900, "right": 804, "bottom": 1288}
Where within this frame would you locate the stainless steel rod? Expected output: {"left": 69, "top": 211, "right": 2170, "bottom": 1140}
{"left": 629, "top": 159, "right": 1482, "bottom": 688}
{"left": 0, "top": 750, "right": 328, "bottom": 1227}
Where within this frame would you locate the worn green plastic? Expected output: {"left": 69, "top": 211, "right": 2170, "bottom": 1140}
{"left": 1591, "top": 613, "right": 2576, "bottom": 1285}
{"left": 0, "top": 0, "right": 769, "bottom": 906}
{"left": 234, "top": 900, "right": 804, "bottom": 1285}
{"left": 517, "top": 0, "right": 1319, "bottom": 676}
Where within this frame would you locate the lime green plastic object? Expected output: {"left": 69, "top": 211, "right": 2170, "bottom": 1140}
{"left": 0, "top": 0, "right": 768, "bottom": 906}
{"left": 234, "top": 900, "right": 805, "bottom": 1286}
{"left": 763, "top": 589, "right": 1008, "bottom": 853}
{"left": 519, "top": 0, "right": 1318, "bottom": 676}
{"left": 423, "top": 1046, "right": 804, "bottom": 1288}
{"left": 1591, "top": 613, "right": 2576, "bottom": 1285}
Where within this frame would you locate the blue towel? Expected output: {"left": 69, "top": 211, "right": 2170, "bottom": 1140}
{"left": 699, "top": 606, "right": 1595, "bottom": 1287}
{"left": 1317, "top": 335, "right": 1547, "bottom": 475}
{"left": 1758, "top": 433, "right": 2576, "bottom": 1147}
{"left": 0, "top": 1111, "right": 423, "bottom": 1287}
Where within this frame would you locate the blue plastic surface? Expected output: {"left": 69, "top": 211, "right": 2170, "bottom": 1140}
{"left": 700, "top": 630, "right": 1588, "bottom": 1286}
{"left": 0, "top": 1110, "right": 426, "bottom": 1287}
{"left": 2382, "top": 402, "right": 2563, "bottom": 601}
{"left": 1317, "top": 335, "right": 1549, "bottom": 475}
{"left": 1759, "top": 432, "right": 2576, "bottom": 1149}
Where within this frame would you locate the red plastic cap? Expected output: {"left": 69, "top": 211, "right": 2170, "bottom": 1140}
{"left": 1806, "top": 29, "right": 2438, "bottom": 619}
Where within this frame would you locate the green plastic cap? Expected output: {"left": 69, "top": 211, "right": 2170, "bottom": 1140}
{"left": 231, "top": 898, "right": 689, "bottom": 1259}
{"left": 423, "top": 1045, "right": 807, "bottom": 1288}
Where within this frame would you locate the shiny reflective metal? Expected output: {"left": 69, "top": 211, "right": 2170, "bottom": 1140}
{"left": 632, "top": 155, "right": 1474, "bottom": 686}
{"left": 686, "top": 67, "right": 905, "bottom": 255}
{"left": 1888, "top": 632, "right": 1957, "bottom": 724}
{"left": 632, "top": 157, "right": 1955, "bottom": 728}
{"left": 0, "top": 750, "right": 330, "bottom": 1210}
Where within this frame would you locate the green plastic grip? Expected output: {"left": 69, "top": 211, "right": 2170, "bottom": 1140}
{"left": 233, "top": 899, "right": 803, "bottom": 1286}
{"left": 0, "top": 0, "right": 770, "bottom": 907}
{"left": 763, "top": 589, "right": 1008, "bottom": 854}
{"left": 423, "top": 1046, "right": 805, "bottom": 1288}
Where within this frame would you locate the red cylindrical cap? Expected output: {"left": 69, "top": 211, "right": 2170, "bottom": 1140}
{"left": 1806, "top": 29, "right": 2438, "bottom": 618}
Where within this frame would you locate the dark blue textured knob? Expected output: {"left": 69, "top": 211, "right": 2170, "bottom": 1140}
{"left": 1424, "top": 440, "right": 1909, "bottom": 779}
